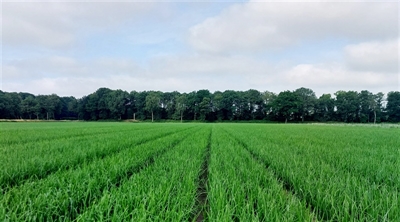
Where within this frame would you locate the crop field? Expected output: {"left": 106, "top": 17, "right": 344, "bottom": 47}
{"left": 0, "top": 122, "right": 399, "bottom": 221}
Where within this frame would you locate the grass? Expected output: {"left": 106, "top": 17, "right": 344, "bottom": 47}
{"left": 0, "top": 122, "right": 398, "bottom": 221}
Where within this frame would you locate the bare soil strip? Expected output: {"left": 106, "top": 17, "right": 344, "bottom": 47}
{"left": 192, "top": 128, "right": 212, "bottom": 222}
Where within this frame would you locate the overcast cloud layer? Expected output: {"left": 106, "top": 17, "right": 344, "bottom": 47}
{"left": 2, "top": 1, "right": 399, "bottom": 98}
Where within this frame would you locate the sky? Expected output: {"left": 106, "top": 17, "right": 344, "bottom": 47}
{"left": 1, "top": 0, "right": 399, "bottom": 98}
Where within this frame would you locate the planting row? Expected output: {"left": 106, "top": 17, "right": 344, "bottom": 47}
{"left": 0, "top": 125, "right": 198, "bottom": 221}
{"left": 207, "top": 127, "right": 315, "bottom": 221}
{"left": 0, "top": 124, "right": 194, "bottom": 190}
{"left": 223, "top": 124, "right": 400, "bottom": 221}
{"left": 1, "top": 123, "right": 398, "bottom": 221}
{"left": 76, "top": 126, "right": 211, "bottom": 221}
{"left": 0, "top": 122, "right": 161, "bottom": 146}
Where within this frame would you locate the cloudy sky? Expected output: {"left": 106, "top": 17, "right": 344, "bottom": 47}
{"left": 1, "top": 0, "right": 399, "bottom": 98}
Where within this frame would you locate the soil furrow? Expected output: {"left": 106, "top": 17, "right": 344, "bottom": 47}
{"left": 192, "top": 127, "right": 212, "bottom": 222}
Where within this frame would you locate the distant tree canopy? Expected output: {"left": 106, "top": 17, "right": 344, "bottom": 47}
{"left": 0, "top": 88, "right": 399, "bottom": 123}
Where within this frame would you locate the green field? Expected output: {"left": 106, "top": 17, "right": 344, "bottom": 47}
{"left": 1, "top": 122, "right": 399, "bottom": 221}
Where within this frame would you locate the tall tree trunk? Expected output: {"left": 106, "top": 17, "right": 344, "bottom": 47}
{"left": 133, "top": 113, "right": 135, "bottom": 120}
{"left": 180, "top": 111, "right": 183, "bottom": 123}
{"left": 285, "top": 117, "right": 287, "bottom": 124}
{"left": 47, "top": 112, "right": 49, "bottom": 120}
{"left": 151, "top": 111, "right": 154, "bottom": 122}
{"left": 374, "top": 110, "right": 376, "bottom": 124}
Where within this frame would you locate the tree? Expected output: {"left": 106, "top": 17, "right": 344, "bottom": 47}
{"left": 212, "top": 91, "right": 224, "bottom": 121}
{"left": 198, "top": 97, "right": 211, "bottom": 121}
{"left": 272, "top": 91, "right": 301, "bottom": 123}
{"left": 145, "top": 92, "right": 160, "bottom": 122}
{"left": 261, "top": 91, "right": 276, "bottom": 120}
{"left": 219, "top": 90, "right": 239, "bottom": 120}
{"left": 186, "top": 91, "right": 197, "bottom": 120}
{"left": 46, "top": 94, "right": 61, "bottom": 120}
{"left": 335, "top": 91, "right": 359, "bottom": 122}
{"left": 386, "top": 91, "right": 400, "bottom": 122}
{"left": 0, "top": 88, "right": 397, "bottom": 123}
{"left": 315, "top": 94, "right": 334, "bottom": 122}
{"left": 127, "top": 91, "right": 137, "bottom": 120}
{"left": 174, "top": 94, "right": 187, "bottom": 122}
{"left": 96, "top": 88, "right": 113, "bottom": 119}
{"left": 160, "top": 91, "right": 179, "bottom": 120}
{"left": 60, "top": 96, "right": 78, "bottom": 120}
{"left": 77, "top": 96, "right": 89, "bottom": 120}
{"left": 85, "top": 93, "right": 99, "bottom": 120}
{"left": 20, "top": 96, "right": 37, "bottom": 119}
{"left": 295, "top": 87, "right": 317, "bottom": 122}
{"left": 194, "top": 90, "right": 211, "bottom": 120}
{"left": 129, "top": 91, "right": 148, "bottom": 120}
{"left": 0, "top": 92, "right": 21, "bottom": 119}
{"left": 243, "top": 89, "right": 264, "bottom": 120}
{"left": 358, "top": 90, "right": 373, "bottom": 123}
{"left": 372, "top": 92, "right": 384, "bottom": 124}
{"left": 107, "top": 90, "right": 129, "bottom": 120}
{"left": 233, "top": 91, "right": 247, "bottom": 120}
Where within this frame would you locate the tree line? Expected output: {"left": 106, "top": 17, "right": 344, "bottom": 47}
{"left": 1, "top": 87, "right": 399, "bottom": 123}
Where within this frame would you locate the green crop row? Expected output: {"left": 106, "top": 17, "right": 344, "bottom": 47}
{"left": 0, "top": 124, "right": 193, "bottom": 190}
{"left": 245, "top": 124, "right": 400, "bottom": 189}
{"left": 223, "top": 124, "right": 399, "bottom": 221}
{"left": 0, "top": 122, "right": 165, "bottom": 146}
{"left": 1, "top": 122, "right": 398, "bottom": 221}
{"left": 76, "top": 126, "right": 211, "bottom": 221}
{"left": 0, "top": 122, "right": 142, "bottom": 145}
{"left": 207, "top": 126, "right": 315, "bottom": 221}
{"left": 0, "top": 126, "right": 198, "bottom": 221}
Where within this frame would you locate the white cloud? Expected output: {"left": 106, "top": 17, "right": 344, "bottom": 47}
{"left": 3, "top": 55, "right": 398, "bottom": 97}
{"left": 2, "top": 1, "right": 399, "bottom": 97}
{"left": 2, "top": 52, "right": 274, "bottom": 96}
{"left": 188, "top": 1, "right": 398, "bottom": 54}
{"left": 284, "top": 63, "right": 398, "bottom": 94}
{"left": 3, "top": 43, "right": 399, "bottom": 97}
{"left": 2, "top": 65, "right": 22, "bottom": 79}
{"left": 344, "top": 39, "right": 399, "bottom": 73}
{"left": 3, "top": 56, "right": 87, "bottom": 80}
{"left": 93, "top": 58, "right": 144, "bottom": 76}
{"left": 2, "top": 2, "right": 159, "bottom": 48}
{"left": 148, "top": 54, "right": 271, "bottom": 77}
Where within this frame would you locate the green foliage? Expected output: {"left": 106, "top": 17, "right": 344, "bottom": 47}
{"left": 174, "top": 93, "right": 187, "bottom": 122}
{"left": 1, "top": 88, "right": 399, "bottom": 123}
{"left": 208, "top": 127, "right": 315, "bottom": 221}
{"left": 145, "top": 92, "right": 161, "bottom": 122}
{"left": 198, "top": 97, "right": 211, "bottom": 121}
{"left": 335, "top": 90, "right": 360, "bottom": 122}
{"left": 0, "top": 122, "right": 197, "bottom": 221}
{"left": 295, "top": 87, "right": 317, "bottom": 122}
{"left": 315, "top": 93, "right": 335, "bottom": 121}
{"left": 1, "top": 123, "right": 398, "bottom": 221}
{"left": 272, "top": 90, "right": 301, "bottom": 122}
{"left": 224, "top": 123, "right": 400, "bottom": 221}
{"left": 386, "top": 91, "right": 400, "bottom": 122}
